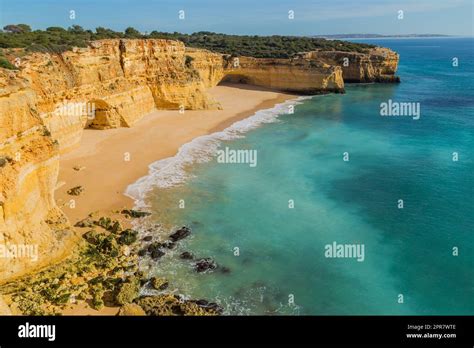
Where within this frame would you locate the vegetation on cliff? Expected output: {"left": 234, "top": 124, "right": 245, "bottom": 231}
{"left": 0, "top": 212, "right": 221, "bottom": 316}
{"left": 0, "top": 24, "right": 375, "bottom": 58}
{"left": 0, "top": 50, "right": 17, "bottom": 69}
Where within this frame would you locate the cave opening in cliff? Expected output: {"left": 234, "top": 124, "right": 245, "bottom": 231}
{"left": 218, "top": 73, "right": 251, "bottom": 86}
{"left": 86, "top": 99, "right": 122, "bottom": 129}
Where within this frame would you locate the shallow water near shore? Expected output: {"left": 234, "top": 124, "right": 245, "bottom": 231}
{"left": 130, "top": 38, "right": 474, "bottom": 315}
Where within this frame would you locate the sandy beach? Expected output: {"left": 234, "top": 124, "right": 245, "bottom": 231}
{"left": 55, "top": 83, "right": 294, "bottom": 224}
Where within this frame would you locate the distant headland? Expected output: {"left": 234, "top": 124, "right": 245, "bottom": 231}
{"left": 314, "top": 34, "right": 452, "bottom": 39}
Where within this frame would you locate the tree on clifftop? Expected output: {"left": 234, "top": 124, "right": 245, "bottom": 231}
{"left": 124, "top": 27, "right": 141, "bottom": 38}
{"left": 3, "top": 24, "right": 31, "bottom": 33}
{"left": 68, "top": 25, "right": 85, "bottom": 34}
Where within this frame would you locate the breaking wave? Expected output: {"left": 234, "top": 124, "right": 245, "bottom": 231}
{"left": 125, "top": 96, "right": 311, "bottom": 208}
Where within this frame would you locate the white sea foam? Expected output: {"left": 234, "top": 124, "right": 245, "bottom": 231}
{"left": 125, "top": 96, "right": 311, "bottom": 207}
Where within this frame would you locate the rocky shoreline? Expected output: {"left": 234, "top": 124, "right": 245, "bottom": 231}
{"left": 0, "top": 210, "right": 222, "bottom": 316}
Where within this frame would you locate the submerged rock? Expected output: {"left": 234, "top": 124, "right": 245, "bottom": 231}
{"left": 169, "top": 226, "right": 191, "bottom": 242}
{"left": 162, "top": 241, "right": 175, "bottom": 249}
{"left": 194, "top": 258, "right": 217, "bottom": 273}
{"left": 142, "top": 235, "right": 153, "bottom": 242}
{"left": 219, "top": 266, "right": 231, "bottom": 274}
{"left": 121, "top": 209, "right": 151, "bottom": 218}
{"left": 180, "top": 251, "right": 193, "bottom": 260}
{"left": 147, "top": 242, "right": 163, "bottom": 253}
{"left": 193, "top": 300, "right": 223, "bottom": 314}
{"left": 151, "top": 249, "right": 165, "bottom": 260}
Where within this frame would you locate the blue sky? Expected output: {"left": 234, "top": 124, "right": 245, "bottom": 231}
{"left": 1, "top": 0, "right": 472, "bottom": 36}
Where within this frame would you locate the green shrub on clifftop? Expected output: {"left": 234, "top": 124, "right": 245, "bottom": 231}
{"left": 0, "top": 24, "right": 375, "bottom": 58}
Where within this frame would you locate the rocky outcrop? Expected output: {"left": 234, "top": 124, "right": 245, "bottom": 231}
{"left": 220, "top": 55, "right": 344, "bottom": 94}
{"left": 302, "top": 47, "right": 400, "bottom": 83}
{"left": 185, "top": 47, "right": 225, "bottom": 88}
{"left": 186, "top": 48, "right": 345, "bottom": 94}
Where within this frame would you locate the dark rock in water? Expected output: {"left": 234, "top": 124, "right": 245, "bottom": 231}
{"left": 219, "top": 266, "right": 231, "bottom": 274}
{"left": 193, "top": 300, "right": 223, "bottom": 314}
{"left": 180, "top": 251, "right": 194, "bottom": 260}
{"left": 194, "top": 258, "right": 217, "bottom": 273}
{"left": 143, "top": 235, "right": 153, "bottom": 242}
{"left": 138, "top": 248, "right": 147, "bottom": 257}
{"left": 242, "top": 257, "right": 253, "bottom": 265}
{"left": 121, "top": 209, "right": 151, "bottom": 218}
{"left": 195, "top": 299, "right": 209, "bottom": 306}
{"left": 147, "top": 242, "right": 163, "bottom": 253}
{"left": 169, "top": 226, "right": 191, "bottom": 242}
{"left": 207, "top": 302, "right": 223, "bottom": 314}
{"left": 162, "top": 241, "right": 176, "bottom": 249}
{"left": 151, "top": 249, "right": 165, "bottom": 260}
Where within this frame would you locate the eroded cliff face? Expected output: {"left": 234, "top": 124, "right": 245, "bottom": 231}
{"left": 220, "top": 56, "right": 344, "bottom": 94}
{"left": 15, "top": 39, "right": 223, "bottom": 153}
{"left": 186, "top": 48, "right": 345, "bottom": 94}
{"left": 302, "top": 47, "right": 400, "bottom": 83}
{"left": 0, "top": 69, "right": 73, "bottom": 282}
{"left": 0, "top": 39, "right": 399, "bottom": 283}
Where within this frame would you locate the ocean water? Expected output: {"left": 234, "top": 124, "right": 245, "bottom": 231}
{"left": 128, "top": 38, "right": 474, "bottom": 315}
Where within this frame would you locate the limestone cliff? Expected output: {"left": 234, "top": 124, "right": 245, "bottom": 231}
{"left": 221, "top": 56, "right": 344, "bottom": 94}
{"left": 15, "top": 39, "right": 223, "bottom": 153}
{"left": 186, "top": 48, "right": 344, "bottom": 94}
{"left": 0, "top": 69, "right": 73, "bottom": 281}
{"left": 302, "top": 47, "right": 400, "bottom": 83}
{"left": 185, "top": 48, "right": 225, "bottom": 88}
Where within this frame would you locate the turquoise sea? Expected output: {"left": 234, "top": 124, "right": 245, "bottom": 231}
{"left": 127, "top": 38, "right": 474, "bottom": 315}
